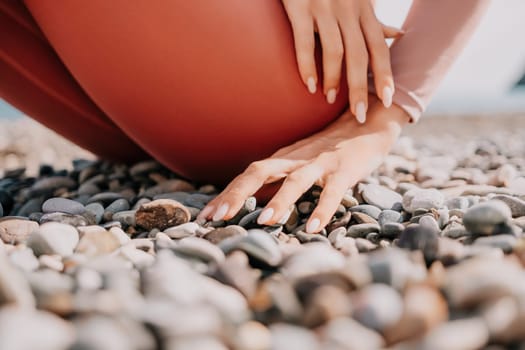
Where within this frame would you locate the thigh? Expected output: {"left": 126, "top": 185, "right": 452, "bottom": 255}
{"left": 24, "top": 0, "right": 349, "bottom": 185}
{"left": 0, "top": 0, "right": 148, "bottom": 162}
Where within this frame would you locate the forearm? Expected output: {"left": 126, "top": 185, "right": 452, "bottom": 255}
{"left": 371, "top": 0, "right": 491, "bottom": 123}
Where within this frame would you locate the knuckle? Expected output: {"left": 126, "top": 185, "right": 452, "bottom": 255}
{"left": 246, "top": 161, "right": 265, "bottom": 175}
{"left": 325, "top": 45, "right": 344, "bottom": 60}
{"left": 286, "top": 171, "right": 305, "bottom": 184}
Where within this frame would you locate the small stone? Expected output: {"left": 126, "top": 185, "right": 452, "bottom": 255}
{"left": 341, "top": 192, "right": 359, "bottom": 208}
{"left": 75, "top": 229, "right": 120, "bottom": 257}
{"left": 42, "top": 197, "right": 86, "bottom": 215}
{"left": 0, "top": 306, "right": 75, "bottom": 350}
{"left": 352, "top": 283, "right": 404, "bottom": 332}
{"left": 298, "top": 201, "right": 315, "bottom": 215}
{"left": 30, "top": 176, "right": 76, "bottom": 195}
{"left": 164, "top": 222, "right": 201, "bottom": 239}
{"left": 111, "top": 210, "right": 136, "bottom": 227}
{"left": 295, "top": 230, "right": 330, "bottom": 244}
{"left": 38, "top": 255, "right": 64, "bottom": 271}
{"left": 473, "top": 235, "right": 517, "bottom": 253}
{"left": 204, "top": 225, "right": 247, "bottom": 244}
{"left": 135, "top": 199, "right": 190, "bottom": 230}
{"left": 223, "top": 229, "right": 282, "bottom": 267}
{"left": 445, "top": 197, "right": 470, "bottom": 210}
{"left": 9, "top": 247, "right": 39, "bottom": 272}
{"left": 398, "top": 224, "right": 439, "bottom": 264}
{"left": 346, "top": 223, "right": 380, "bottom": 238}
{"left": 234, "top": 321, "right": 271, "bottom": 350}
{"left": 173, "top": 236, "right": 225, "bottom": 264}
{"left": 463, "top": 200, "right": 512, "bottom": 235}
{"left": 103, "top": 198, "right": 130, "bottom": 221}
{"left": 0, "top": 250, "right": 36, "bottom": 307}
{"left": 0, "top": 217, "right": 39, "bottom": 244}
{"left": 282, "top": 243, "right": 345, "bottom": 279}
{"left": 360, "top": 183, "right": 403, "bottom": 210}
{"left": 86, "top": 192, "right": 124, "bottom": 206}
{"left": 380, "top": 222, "right": 404, "bottom": 238}
{"left": 378, "top": 209, "right": 402, "bottom": 227}
{"left": 211, "top": 251, "right": 260, "bottom": 299}
{"left": 352, "top": 212, "right": 378, "bottom": 225}
{"left": 40, "top": 212, "right": 92, "bottom": 226}
{"left": 119, "top": 245, "right": 155, "bottom": 268}
{"left": 402, "top": 188, "right": 445, "bottom": 213}
{"left": 84, "top": 202, "right": 104, "bottom": 224}
{"left": 419, "top": 318, "right": 489, "bottom": 350}
{"left": 270, "top": 323, "right": 320, "bottom": 350}
{"left": 326, "top": 211, "right": 352, "bottom": 233}
{"left": 27, "top": 222, "right": 79, "bottom": 257}
{"left": 442, "top": 221, "right": 468, "bottom": 238}
{"left": 355, "top": 238, "right": 377, "bottom": 252}
{"left": 321, "top": 317, "right": 385, "bottom": 350}
{"left": 349, "top": 205, "right": 382, "bottom": 220}
{"left": 491, "top": 195, "right": 525, "bottom": 217}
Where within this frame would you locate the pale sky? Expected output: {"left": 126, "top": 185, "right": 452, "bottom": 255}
{"left": 375, "top": 0, "right": 525, "bottom": 114}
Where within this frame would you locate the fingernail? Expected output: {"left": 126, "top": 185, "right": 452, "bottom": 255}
{"left": 382, "top": 86, "right": 393, "bottom": 108}
{"left": 307, "top": 77, "right": 317, "bottom": 94}
{"left": 213, "top": 203, "right": 229, "bottom": 221}
{"left": 257, "top": 207, "right": 274, "bottom": 225}
{"left": 326, "top": 88, "right": 337, "bottom": 104}
{"left": 306, "top": 217, "right": 320, "bottom": 233}
{"left": 198, "top": 205, "right": 214, "bottom": 220}
{"left": 356, "top": 102, "right": 367, "bottom": 123}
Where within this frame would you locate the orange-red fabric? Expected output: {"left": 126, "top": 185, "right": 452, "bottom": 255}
{"left": 0, "top": 0, "right": 148, "bottom": 162}
{"left": 21, "top": 1, "right": 349, "bottom": 186}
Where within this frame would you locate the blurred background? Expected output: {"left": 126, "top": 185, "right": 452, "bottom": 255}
{"left": 1, "top": 0, "right": 525, "bottom": 118}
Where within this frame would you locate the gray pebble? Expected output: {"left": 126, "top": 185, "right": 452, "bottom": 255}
{"left": 349, "top": 205, "right": 382, "bottom": 220}
{"left": 402, "top": 188, "right": 445, "bottom": 213}
{"left": 27, "top": 222, "right": 79, "bottom": 257}
{"left": 347, "top": 223, "right": 380, "bottom": 238}
{"left": 360, "top": 183, "right": 403, "bottom": 210}
{"left": 463, "top": 200, "right": 512, "bottom": 235}
{"left": 42, "top": 197, "right": 86, "bottom": 215}
{"left": 85, "top": 202, "right": 105, "bottom": 224}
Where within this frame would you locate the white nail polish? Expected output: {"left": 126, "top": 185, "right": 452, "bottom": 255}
{"left": 307, "top": 77, "right": 317, "bottom": 94}
{"left": 306, "top": 218, "right": 320, "bottom": 233}
{"left": 213, "top": 203, "right": 229, "bottom": 221}
{"left": 326, "top": 88, "right": 337, "bottom": 104}
{"left": 356, "top": 102, "right": 367, "bottom": 123}
{"left": 198, "top": 205, "right": 214, "bottom": 220}
{"left": 257, "top": 207, "right": 274, "bottom": 225}
{"left": 382, "top": 86, "right": 393, "bottom": 108}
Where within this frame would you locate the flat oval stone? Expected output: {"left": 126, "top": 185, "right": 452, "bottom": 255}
{"left": 352, "top": 284, "right": 404, "bottom": 332}
{"left": 27, "top": 222, "right": 79, "bottom": 257}
{"left": 230, "top": 229, "right": 282, "bottom": 267}
{"left": 112, "top": 210, "right": 137, "bottom": 227}
{"left": 173, "top": 237, "right": 225, "bottom": 264}
{"left": 361, "top": 184, "right": 403, "bottom": 210}
{"left": 270, "top": 323, "right": 320, "bottom": 350}
{"left": 30, "top": 176, "right": 76, "bottom": 195}
{"left": 164, "top": 222, "right": 201, "bottom": 239}
{"left": 402, "top": 188, "right": 445, "bottom": 213}
{"left": 42, "top": 198, "right": 86, "bottom": 215}
{"left": 380, "top": 222, "right": 405, "bottom": 238}
{"left": 346, "top": 223, "right": 380, "bottom": 238}
{"left": 282, "top": 243, "right": 345, "bottom": 279}
{"left": 0, "top": 217, "right": 39, "bottom": 244}
{"left": 86, "top": 192, "right": 124, "bottom": 206}
{"left": 352, "top": 212, "right": 378, "bottom": 225}
{"left": 463, "top": 200, "right": 512, "bottom": 235}
{"left": 294, "top": 230, "right": 330, "bottom": 244}
{"left": 398, "top": 224, "right": 439, "bottom": 264}
{"left": 16, "top": 197, "right": 45, "bottom": 217}
{"left": 135, "top": 199, "right": 190, "bottom": 231}
{"left": 491, "top": 195, "right": 525, "bottom": 218}
{"left": 349, "top": 205, "right": 382, "bottom": 220}
{"left": 204, "top": 225, "right": 247, "bottom": 244}
{"left": 473, "top": 235, "right": 517, "bottom": 254}
{"left": 75, "top": 230, "right": 121, "bottom": 257}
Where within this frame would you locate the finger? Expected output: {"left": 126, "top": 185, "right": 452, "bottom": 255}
{"left": 285, "top": 7, "right": 318, "bottom": 94}
{"left": 306, "top": 173, "right": 349, "bottom": 233}
{"left": 338, "top": 19, "right": 369, "bottom": 124}
{"left": 315, "top": 15, "right": 344, "bottom": 104}
{"left": 200, "top": 159, "right": 304, "bottom": 221}
{"left": 362, "top": 10, "right": 395, "bottom": 108}
{"left": 257, "top": 161, "right": 325, "bottom": 226}
{"left": 382, "top": 24, "right": 405, "bottom": 39}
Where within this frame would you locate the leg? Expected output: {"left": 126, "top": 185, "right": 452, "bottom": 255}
{"left": 0, "top": 0, "right": 148, "bottom": 162}
{"left": 23, "top": 0, "right": 349, "bottom": 186}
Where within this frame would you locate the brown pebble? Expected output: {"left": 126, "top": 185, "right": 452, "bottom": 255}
{"left": 135, "top": 199, "right": 190, "bottom": 230}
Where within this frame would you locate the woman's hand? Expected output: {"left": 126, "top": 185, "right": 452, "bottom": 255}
{"left": 197, "top": 96, "right": 411, "bottom": 233}
{"left": 281, "top": 0, "right": 403, "bottom": 123}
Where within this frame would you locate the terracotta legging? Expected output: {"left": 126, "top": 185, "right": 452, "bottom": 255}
{"left": 0, "top": 1, "right": 349, "bottom": 187}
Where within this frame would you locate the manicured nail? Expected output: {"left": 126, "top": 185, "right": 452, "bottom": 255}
{"left": 382, "top": 86, "right": 393, "bottom": 108}
{"left": 213, "top": 203, "right": 229, "bottom": 221}
{"left": 306, "top": 218, "right": 320, "bottom": 233}
{"left": 257, "top": 207, "right": 274, "bottom": 225}
{"left": 307, "top": 77, "right": 317, "bottom": 94}
{"left": 356, "top": 102, "right": 367, "bottom": 123}
{"left": 198, "top": 205, "right": 214, "bottom": 219}
{"left": 326, "top": 88, "right": 337, "bottom": 104}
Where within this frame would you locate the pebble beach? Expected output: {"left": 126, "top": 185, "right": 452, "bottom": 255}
{"left": 1, "top": 115, "right": 525, "bottom": 350}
